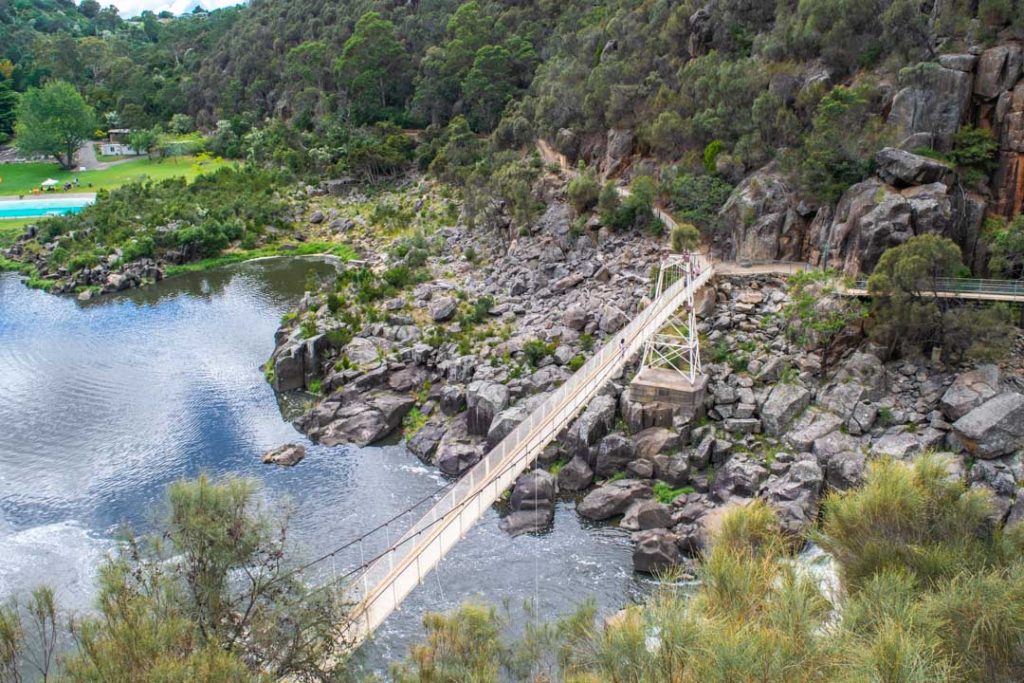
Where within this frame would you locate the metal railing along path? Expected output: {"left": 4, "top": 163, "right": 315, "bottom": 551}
{"left": 336, "top": 256, "right": 716, "bottom": 647}
{"left": 844, "top": 277, "right": 1024, "bottom": 302}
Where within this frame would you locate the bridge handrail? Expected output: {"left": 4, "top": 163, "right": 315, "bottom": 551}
{"left": 849, "top": 276, "right": 1024, "bottom": 296}
{"left": 338, "top": 256, "right": 715, "bottom": 644}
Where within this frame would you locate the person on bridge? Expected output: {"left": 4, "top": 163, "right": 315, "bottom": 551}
{"left": 619, "top": 338, "right": 625, "bottom": 359}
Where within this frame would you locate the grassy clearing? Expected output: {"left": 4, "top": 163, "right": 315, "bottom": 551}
{"left": 0, "top": 156, "right": 232, "bottom": 196}
{"left": 163, "top": 241, "right": 356, "bottom": 277}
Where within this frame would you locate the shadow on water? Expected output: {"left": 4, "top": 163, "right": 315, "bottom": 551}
{"left": 0, "top": 257, "right": 643, "bottom": 675}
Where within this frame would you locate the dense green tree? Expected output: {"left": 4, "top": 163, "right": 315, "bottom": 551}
{"left": 285, "top": 40, "right": 331, "bottom": 92}
{"left": 566, "top": 163, "right": 600, "bottom": 214}
{"left": 784, "top": 270, "right": 866, "bottom": 374}
{"left": 670, "top": 222, "right": 701, "bottom": 252}
{"left": 868, "top": 234, "right": 1014, "bottom": 362}
{"left": 796, "top": 84, "right": 887, "bottom": 203}
{"left": 15, "top": 80, "right": 95, "bottom": 169}
{"left": 990, "top": 216, "right": 1024, "bottom": 279}
{"left": 128, "top": 126, "right": 159, "bottom": 159}
{"left": 462, "top": 45, "right": 518, "bottom": 132}
{"left": 0, "top": 80, "right": 17, "bottom": 143}
{"left": 336, "top": 12, "right": 413, "bottom": 125}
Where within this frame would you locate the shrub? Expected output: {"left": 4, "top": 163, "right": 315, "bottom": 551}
{"left": 567, "top": 165, "right": 601, "bottom": 214}
{"left": 670, "top": 223, "right": 701, "bottom": 253}
{"left": 653, "top": 482, "right": 694, "bottom": 503}
{"left": 818, "top": 454, "right": 995, "bottom": 591}
{"left": 567, "top": 354, "right": 585, "bottom": 372}
{"left": 467, "top": 295, "right": 494, "bottom": 325}
{"left": 523, "top": 339, "right": 556, "bottom": 367}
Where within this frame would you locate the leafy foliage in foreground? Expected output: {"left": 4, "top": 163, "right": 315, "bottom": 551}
{"left": 395, "top": 453, "right": 1024, "bottom": 683}
{"left": 0, "top": 476, "right": 344, "bottom": 682}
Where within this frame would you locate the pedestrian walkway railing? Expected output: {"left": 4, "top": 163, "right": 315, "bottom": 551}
{"left": 846, "top": 277, "right": 1024, "bottom": 300}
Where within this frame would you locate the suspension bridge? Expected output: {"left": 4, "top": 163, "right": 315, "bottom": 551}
{"left": 294, "top": 252, "right": 715, "bottom": 654}
{"left": 840, "top": 276, "right": 1024, "bottom": 303}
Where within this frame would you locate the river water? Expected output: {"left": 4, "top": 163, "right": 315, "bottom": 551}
{"left": 0, "top": 259, "right": 646, "bottom": 674}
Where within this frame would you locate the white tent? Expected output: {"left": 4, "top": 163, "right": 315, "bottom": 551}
{"left": 40, "top": 178, "right": 59, "bottom": 188}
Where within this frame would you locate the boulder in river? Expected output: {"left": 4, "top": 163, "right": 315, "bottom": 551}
{"left": 261, "top": 443, "right": 306, "bottom": 467}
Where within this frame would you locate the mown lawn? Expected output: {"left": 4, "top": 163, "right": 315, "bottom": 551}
{"left": 0, "top": 156, "right": 233, "bottom": 196}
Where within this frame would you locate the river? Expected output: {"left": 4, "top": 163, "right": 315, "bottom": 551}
{"left": 0, "top": 258, "right": 648, "bottom": 675}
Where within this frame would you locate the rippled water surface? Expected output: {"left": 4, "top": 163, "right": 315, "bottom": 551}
{"left": 0, "top": 259, "right": 643, "bottom": 673}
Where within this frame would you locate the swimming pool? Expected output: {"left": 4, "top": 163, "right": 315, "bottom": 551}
{"left": 0, "top": 196, "right": 94, "bottom": 219}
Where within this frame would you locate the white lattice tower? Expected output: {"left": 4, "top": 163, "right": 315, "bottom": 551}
{"left": 640, "top": 252, "right": 703, "bottom": 383}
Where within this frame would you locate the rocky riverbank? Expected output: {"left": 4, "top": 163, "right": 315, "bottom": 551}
{"left": 267, "top": 168, "right": 1024, "bottom": 572}
{"left": 267, "top": 187, "right": 668, "bottom": 468}
{"left": 527, "top": 274, "right": 1024, "bottom": 573}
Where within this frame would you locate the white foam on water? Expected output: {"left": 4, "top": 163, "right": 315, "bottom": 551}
{"left": 0, "top": 522, "right": 110, "bottom": 611}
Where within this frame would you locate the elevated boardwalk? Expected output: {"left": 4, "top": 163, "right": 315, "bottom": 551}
{"left": 336, "top": 256, "right": 715, "bottom": 648}
{"left": 841, "top": 277, "right": 1024, "bottom": 303}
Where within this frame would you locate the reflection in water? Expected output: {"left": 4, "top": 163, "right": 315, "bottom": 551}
{"left": 0, "top": 259, "right": 642, "bottom": 674}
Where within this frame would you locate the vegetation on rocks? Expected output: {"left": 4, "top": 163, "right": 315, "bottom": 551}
{"left": 868, "top": 235, "right": 1016, "bottom": 363}
{"left": 395, "top": 453, "right": 1024, "bottom": 683}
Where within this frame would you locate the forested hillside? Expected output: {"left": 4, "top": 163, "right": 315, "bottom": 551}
{"left": 4, "top": 0, "right": 1024, "bottom": 281}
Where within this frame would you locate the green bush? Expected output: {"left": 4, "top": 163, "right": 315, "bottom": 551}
{"left": 567, "top": 165, "right": 601, "bottom": 214}
{"left": 522, "top": 339, "right": 556, "bottom": 367}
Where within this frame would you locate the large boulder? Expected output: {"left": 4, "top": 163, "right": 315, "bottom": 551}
{"left": 261, "top": 443, "right": 306, "bottom": 467}
{"left": 634, "top": 499, "right": 674, "bottom": 530}
{"left": 766, "top": 458, "right": 823, "bottom": 535}
{"left": 603, "top": 128, "right": 634, "bottom": 177}
{"left": 434, "top": 414, "right": 485, "bottom": 476}
{"left": 652, "top": 454, "right": 691, "bottom": 487}
{"left": 429, "top": 296, "right": 458, "bottom": 322}
{"left": 974, "top": 43, "right": 1023, "bottom": 99}
{"left": 501, "top": 470, "right": 557, "bottom": 536}
{"left": 466, "top": 380, "right": 510, "bottom": 436}
{"left": 558, "top": 455, "right": 594, "bottom": 491}
{"left": 599, "top": 304, "right": 627, "bottom": 333}
{"left": 785, "top": 411, "right": 843, "bottom": 452}
{"left": 594, "top": 433, "right": 636, "bottom": 477}
{"left": 888, "top": 62, "right": 973, "bottom": 151}
{"left": 940, "top": 365, "right": 1001, "bottom": 421}
{"left": 719, "top": 164, "right": 805, "bottom": 262}
{"left": 712, "top": 455, "right": 768, "bottom": 501}
{"left": 510, "top": 469, "right": 557, "bottom": 510}
{"left": 299, "top": 390, "right": 414, "bottom": 446}
{"left": 761, "top": 383, "right": 811, "bottom": 436}
{"left": 577, "top": 480, "right": 652, "bottom": 520}
{"left": 566, "top": 395, "right": 617, "bottom": 456}
{"left": 437, "top": 443, "right": 484, "bottom": 476}
{"left": 487, "top": 405, "right": 528, "bottom": 448}
{"left": 633, "top": 529, "right": 683, "bottom": 574}
{"left": 408, "top": 421, "right": 448, "bottom": 464}
{"left": 633, "top": 427, "right": 679, "bottom": 459}
{"left": 875, "top": 148, "right": 956, "bottom": 187}
{"left": 952, "top": 393, "right": 1024, "bottom": 459}
{"left": 824, "top": 451, "right": 866, "bottom": 490}
{"left": 272, "top": 342, "right": 306, "bottom": 392}
{"left": 829, "top": 179, "right": 914, "bottom": 275}
{"left": 343, "top": 337, "right": 382, "bottom": 367}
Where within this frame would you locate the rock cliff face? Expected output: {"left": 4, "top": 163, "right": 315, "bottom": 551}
{"left": 714, "top": 42, "right": 1024, "bottom": 273}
